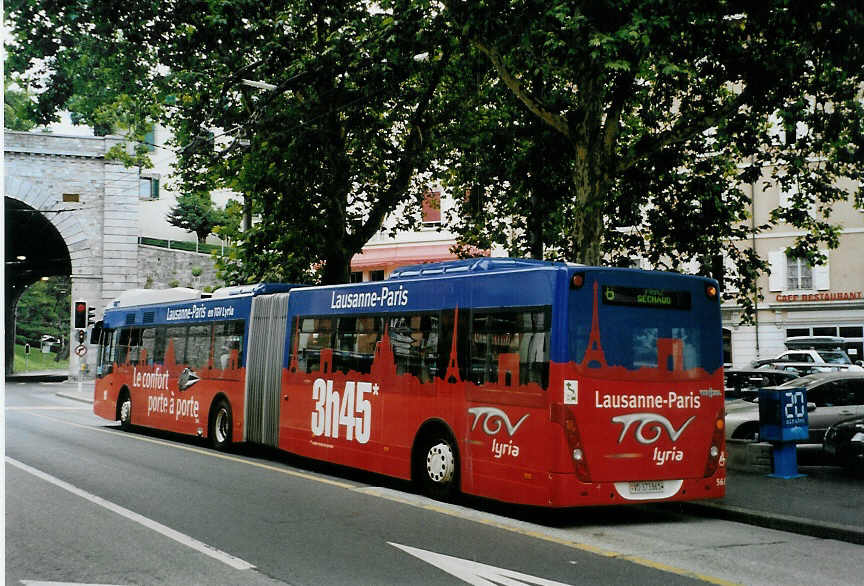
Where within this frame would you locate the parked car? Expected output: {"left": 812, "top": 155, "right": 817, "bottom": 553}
{"left": 751, "top": 348, "right": 863, "bottom": 371}
{"left": 725, "top": 372, "right": 864, "bottom": 446}
{"left": 823, "top": 416, "right": 864, "bottom": 475}
{"left": 724, "top": 368, "right": 799, "bottom": 401}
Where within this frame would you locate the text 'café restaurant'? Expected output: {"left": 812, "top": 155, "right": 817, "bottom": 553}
{"left": 725, "top": 288, "right": 864, "bottom": 367}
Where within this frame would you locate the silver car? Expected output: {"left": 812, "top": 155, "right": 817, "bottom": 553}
{"left": 725, "top": 372, "right": 864, "bottom": 444}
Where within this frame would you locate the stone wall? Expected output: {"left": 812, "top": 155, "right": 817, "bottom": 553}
{"left": 137, "top": 245, "right": 223, "bottom": 291}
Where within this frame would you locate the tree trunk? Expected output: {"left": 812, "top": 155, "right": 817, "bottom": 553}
{"left": 321, "top": 247, "right": 352, "bottom": 285}
{"left": 569, "top": 150, "right": 606, "bottom": 266}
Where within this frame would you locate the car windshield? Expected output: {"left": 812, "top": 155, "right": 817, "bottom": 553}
{"left": 818, "top": 351, "right": 851, "bottom": 364}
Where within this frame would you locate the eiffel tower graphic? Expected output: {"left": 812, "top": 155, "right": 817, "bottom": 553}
{"left": 582, "top": 281, "right": 608, "bottom": 368}
{"left": 444, "top": 307, "right": 462, "bottom": 383}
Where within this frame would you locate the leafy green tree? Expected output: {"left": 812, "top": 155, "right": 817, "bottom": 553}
{"left": 443, "top": 1, "right": 864, "bottom": 316}
{"left": 4, "top": 75, "right": 37, "bottom": 131}
{"left": 7, "top": 0, "right": 459, "bottom": 285}
{"left": 166, "top": 192, "right": 226, "bottom": 243}
{"left": 14, "top": 277, "right": 70, "bottom": 362}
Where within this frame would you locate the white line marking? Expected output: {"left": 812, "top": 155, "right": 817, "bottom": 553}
{"left": 6, "top": 457, "right": 255, "bottom": 571}
{"left": 21, "top": 580, "right": 124, "bottom": 586}
{"left": 390, "top": 542, "right": 575, "bottom": 586}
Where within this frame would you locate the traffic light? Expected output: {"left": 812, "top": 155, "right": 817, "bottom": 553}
{"left": 87, "top": 306, "right": 97, "bottom": 327}
{"left": 77, "top": 329, "right": 86, "bottom": 344}
{"left": 73, "top": 300, "right": 87, "bottom": 329}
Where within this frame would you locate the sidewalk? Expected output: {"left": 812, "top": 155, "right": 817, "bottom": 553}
{"left": 678, "top": 463, "right": 864, "bottom": 545}
{"left": 50, "top": 387, "right": 863, "bottom": 545}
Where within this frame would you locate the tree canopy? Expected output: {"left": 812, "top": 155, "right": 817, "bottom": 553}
{"left": 6, "top": 1, "right": 863, "bottom": 315}
{"left": 440, "top": 1, "right": 864, "bottom": 316}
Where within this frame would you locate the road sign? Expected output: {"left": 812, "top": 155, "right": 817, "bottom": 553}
{"left": 74, "top": 344, "right": 87, "bottom": 357}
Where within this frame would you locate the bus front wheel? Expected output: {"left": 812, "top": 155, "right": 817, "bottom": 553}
{"left": 118, "top": 391, "right": 132, "bottom": 431}
{"left": 209, "top": 399, "right": 232, "bottom": 451}
{"left": 415, "top": 432, "right": 459, "bottom": 501}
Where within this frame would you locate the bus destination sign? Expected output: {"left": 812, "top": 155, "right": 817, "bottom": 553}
{"left": 602, "top": 286, "right": 691, "bottom": 310}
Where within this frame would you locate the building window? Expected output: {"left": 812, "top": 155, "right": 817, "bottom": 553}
{"left": 144, "top": 128, "right": 156, "bottom": 152}
{"left": 786, "top": 328, "right": 810, "bottom": 338}
{"left": 812, "top": 326, "right": 838, "bottom": 336}
{"left": 139, "top": 175, "right": 160, "bottom": 200}
{"left": 369, "top": 270, "right": 385, "bottom": 282}
{"left": 350, "top": 271, "right": 364, "bottom": 283}
{"left": 421, "top": 191, "right": 441, "bottom": 227}
{"left": 786, "top": 256, "right": 812, "bottom": 290}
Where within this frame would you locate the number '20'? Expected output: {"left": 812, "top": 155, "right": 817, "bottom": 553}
{"left": 784, "top": 391, "right": 806, "bottom": 420}
{"left": 311, "top": 378, "right": 372, "bottom": 444}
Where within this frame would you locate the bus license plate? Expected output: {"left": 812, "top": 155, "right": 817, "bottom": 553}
{"left": 629, "top": 480, "right": 665, "bottom": 494}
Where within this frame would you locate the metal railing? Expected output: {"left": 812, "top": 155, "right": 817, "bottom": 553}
{"left": 138, "top": 236, "right": 228, "bottom": 255}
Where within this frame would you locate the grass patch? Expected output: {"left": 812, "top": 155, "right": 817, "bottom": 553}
{"left": 13, "top": 343, "right": 69, "bottom": 372}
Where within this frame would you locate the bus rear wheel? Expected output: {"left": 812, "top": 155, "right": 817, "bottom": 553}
{"left": 415, "top": 433, "right": 459, "bottom": 501}
{"left": 209, "top": 399, "right": 232, "bottom": 451}
{"left": 118, "top": 391, "right": 132, "bottom": 431}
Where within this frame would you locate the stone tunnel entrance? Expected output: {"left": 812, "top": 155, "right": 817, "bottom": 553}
{"left": 4, "top": 197, "right": 73, "bottom": 373}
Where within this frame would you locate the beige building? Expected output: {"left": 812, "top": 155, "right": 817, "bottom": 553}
{"left": 723, "top": 171, "right": 864, "bottom": 366}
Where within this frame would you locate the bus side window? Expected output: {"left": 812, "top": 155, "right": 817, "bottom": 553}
{"left": 165, "top": 326, "right": 187, "bottom": 365}
{"left": 98, "top": 328, "right": 115, "bottom": 376}
{"left": 298, "top": 317, "right": 334, "bottom": 374}
{"left": 214, "top": 320, "right": 245, "bottom": 370}
{"left": 186, "top": 324, "right": 212, "bottom": 370}
{"left": 335, "top": 315, "right": 381, "bottom": 374}
{"left": 152, "top": 327, "right": 168, "bottom": 364}
{"left": 470, "top": 308, "right": 550, "bottom": 389}
{"left": 116, "top": 328, "right": 132, "bottom": 365}
{"left": 141, "top": 327, "right": 157, "bottom": 365}
{"left": 391, "top": 313, "right": 438, "bottom": 383}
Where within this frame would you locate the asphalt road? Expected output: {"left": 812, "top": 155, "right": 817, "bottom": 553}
{"left": 5, "top": 381, "right": 864, "bottom": 586}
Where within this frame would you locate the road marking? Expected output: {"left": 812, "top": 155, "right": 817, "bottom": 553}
{"left": 6, "top": 406, "right": 91, "bottom": 411}
{"left": 6, "top": 457, "right": 255, "bottom": 571}
{"left": 19, "top": 411, "right": 736, "bottom": 585}
{"left": 21, "top": 580, "right": 118, "bottom": 586}
{"left": 391, "top": 542, "right": 574, "bottom": 586}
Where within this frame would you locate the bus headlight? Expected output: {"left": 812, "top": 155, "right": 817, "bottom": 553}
{"left": 572, "top": 448, "right": 584, "bottom": 461}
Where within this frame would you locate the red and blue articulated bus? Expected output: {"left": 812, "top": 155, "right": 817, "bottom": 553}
{"left": 93, "top": 258, "right": 726, "bottom": 507}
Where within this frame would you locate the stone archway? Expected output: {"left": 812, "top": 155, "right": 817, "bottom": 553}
{"left": 4, "top": 131, "right": 141, "bottom": 374}
{"left": 4, "top": 196, "right": 74, "bottom": 373}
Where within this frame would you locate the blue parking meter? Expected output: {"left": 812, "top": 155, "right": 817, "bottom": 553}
{"left": 758, "top": 387, "right": 808, "bottom": 478}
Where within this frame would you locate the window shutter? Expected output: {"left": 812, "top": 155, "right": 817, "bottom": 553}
{"left": 768, "top": 250, "right": 786, "bottom": 292}
{"left": 813, "top": 250, "right": 830, "bottom": 290}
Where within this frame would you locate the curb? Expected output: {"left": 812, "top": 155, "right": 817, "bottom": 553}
{"left": 56, "top": 392, "right": 94, "bottom": 405}
{"left": 675, "top": 500, "right": 864, "bottom": 545}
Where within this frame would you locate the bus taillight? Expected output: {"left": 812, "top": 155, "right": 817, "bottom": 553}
{"left": 551, "top": 403, "right": 590, "bottom": 481}
{"left": 703, "top": 411, "right": 725, "bottom": 477}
